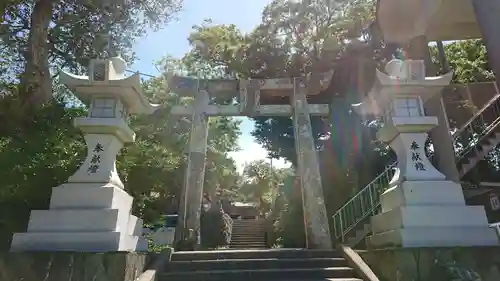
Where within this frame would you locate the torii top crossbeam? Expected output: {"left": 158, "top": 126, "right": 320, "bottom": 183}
{"left": 166, "top": 70, "right": 334, "bottom": 117}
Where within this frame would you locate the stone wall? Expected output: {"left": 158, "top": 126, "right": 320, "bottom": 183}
{"left": 359, "top": 247, "right": 500, "bottom": 281}
{"left": 0, "top": 252, "right": 148, "bottom": 281}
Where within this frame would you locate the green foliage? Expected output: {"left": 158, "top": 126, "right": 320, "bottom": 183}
{"left": 430, "top": 40, "right": 494, "bottom": 84}
{"left": 145, "top": 234, "right": 173, "bottom": 253}
{"left": 428, "top": 258, "right": 482, "bottom": 281}
{"left": 0, "top": 3, "right": 190, "bottom": 249}
{"left": 237, "top": 160, "right": 293, "bottom": 214}
{"left": 2, "top": 0, "right": 182, "bottom": 77}
{"left": 0, "top": 98, "right": 86, "bottom": 250}
{"left": 200, "top": 208, "right": 232, "bottom": 249}
{"left": 271, "top": 191, "right": 306, "bottom": 248}
{"left": 0, "top": 71, "right": 242, "bottom": 250}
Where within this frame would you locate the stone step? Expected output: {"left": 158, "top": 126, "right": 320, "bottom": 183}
{"left": 229, "top": 242, "right": 266, "bottom": 245}
{"left": 231, "top": 237, "right": 264, "bottom": 241}
{"left": 229, "top": 244, "right": 267, "bottom": 249}
{"left": 165, "top": 258, "right": 348, "bottom": 272}
{"left": 231, "top": 234, "right": 265, "bottom": 238}
{"left": 232, "top": 224, "right": 265, "bottom": 227}
{"left": 232, "top": 232, "right": 265, "bottom": 236}
{"left": 232, "top": 229, "right": 265, "bottom": 232}
{"left": 160, "top": 267, "right": 356, "bottom": 281}
{"left": 229, "top": 243, "right": 267, "bottom": 249}
{"left": 232, "top": 229, "right": 265, "bottom": 233}
{"left": 231, "top": 240, "right": 266, "bottom": 244}
{"left": 230, "top": 240, "right": 266, "bottom": 244}
{"left": 230, "top": 240, "right": 266, "bottom": 243}
{"left": 232, "top": 222, "right": 264, "bottom": 225}
{"left": 171, "top": 249, "right": 341, "bottom": 261}
{"left": 232, "top": 223, "right": 265, "bottom": 227}
{"left": 230, "top": 238, "right": 266, "bottom": 241}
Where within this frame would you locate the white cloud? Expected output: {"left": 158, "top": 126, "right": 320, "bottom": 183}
{"left": 229, "top": 117, "right": 291, "bottom": 174}
{"left": 228, "top": 142, "right": 290, "bottom": 174}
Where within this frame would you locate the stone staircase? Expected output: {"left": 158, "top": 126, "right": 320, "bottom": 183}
{"left": 161, "top": 249, "right": 363, "bottom": 281}
{"left": 332, "top": 93, "right": 500, "bottom": 247}
{"left": 459, "top": 131, "right": 500, "bottom": 175}
{"left": 455, "top": 93, "right": 500, "bottom": 176}
{"left": 345, "top": 222, "right": 372, "bottom": 248}
{"left": 229, "top": 219, "right": 267, "bottom": 249}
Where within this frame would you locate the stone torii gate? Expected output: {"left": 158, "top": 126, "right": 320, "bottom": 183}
{"left": 167, "top": 72, "right": 334, "bottom": 249}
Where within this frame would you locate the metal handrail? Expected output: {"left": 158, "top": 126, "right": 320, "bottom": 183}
{"left": 332, "top": 161, "right": 397, "bottom": 242}
{"left": 452, "top": 82, "right": 499, "bottom": 137}
{"left": 456, "top": 117, "right": 500, "bottom": 162}
{"left": 454, "top": 95, "right": 500, "bottom": 162}
{"left": 428, "top": 89, "right": 500, "bottom": 167}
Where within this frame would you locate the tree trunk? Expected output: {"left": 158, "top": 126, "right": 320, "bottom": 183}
{"left": 436, "top": 41, "right": 449, "bottom": 73}
{"left": 471, "top": 0, "right": 500, "bottom": 90}
{"left": 21, "top": 0, "right": 54, "bottom": 106}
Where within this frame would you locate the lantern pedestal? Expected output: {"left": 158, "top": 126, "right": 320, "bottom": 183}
{"left": 378, "top": 116, "right": 446, "bottom": 183}
{"left": 369, "top": 116, "right": 498, "bottom": 248}
{"left": 367, "top": 180, "right": 499, "bottom": 248}
{"left": 10, "top": 56, "right": 157, "bottom": 252}
{"left": 10, "top": 118, "right": 148, "bottom": 252}
{"left": 67, "top": 117, "right": 134, "bottom": 185}
{"left": 10, "top": 183, "right": 147, "bottom": 252}
{"left": 357, "top": 59, "right": 498, "bottom": 248}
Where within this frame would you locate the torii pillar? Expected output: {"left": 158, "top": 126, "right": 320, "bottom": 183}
{"left": 471, "top": 0, "right": 500, "bottom": 91}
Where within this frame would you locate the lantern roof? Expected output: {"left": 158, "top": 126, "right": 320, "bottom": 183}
{"left": 59, "top": 56, "right": 159, "bottom": 115}
{"left": 352, "top": 59, "right": 453, "bottom": 116}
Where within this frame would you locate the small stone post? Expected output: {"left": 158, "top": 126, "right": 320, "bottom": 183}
{"left": 10, "top": 56, "right": 158, "bottom": 252}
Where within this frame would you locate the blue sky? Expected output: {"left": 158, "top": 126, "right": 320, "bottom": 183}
{"left": 130, "top": 0, "right": 289, "bottom": 172}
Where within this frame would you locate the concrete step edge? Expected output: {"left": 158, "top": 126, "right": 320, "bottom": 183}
{"left": 162, "top": 267, "right": 354, "bottom": 276}
{"left": 168, "top": 257, "right": 347, "bottom": 264}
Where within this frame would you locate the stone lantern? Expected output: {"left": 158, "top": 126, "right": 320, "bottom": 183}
{"left": 353, "top": 59, "right": 498, "bottom": 248}
{"left": 10, "top": 56, "right": 158, "bottom": 252}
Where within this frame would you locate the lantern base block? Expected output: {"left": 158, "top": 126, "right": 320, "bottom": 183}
{"left": 367, "top": 180, "right": 499, "bottom": 248}
{"left": 10, "top": 183, "right": 148, "bottom": 252}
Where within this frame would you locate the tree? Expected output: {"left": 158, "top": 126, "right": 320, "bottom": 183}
{"left": 0, "top": 63, "right": 242, "bottom": 251}
{"left": 0, "top": 99, "right": 86, "bottom": 250}
{"left": 239, "top": 160, "right": 292, "bottom": 215}
{"left": 430, "top": 39, "right": 494, "bottom": 84}
{"left": 1, "top": 0, "right": 182, "bottom": 126}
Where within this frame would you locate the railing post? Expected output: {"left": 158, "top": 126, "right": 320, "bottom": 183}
{"left": 339, "top": 212, "right": 344, "bottom": 242}
{"left": 360, "top": 192, "right": 365, "bottom": 215}
{"left": 368, "top": 186, "right": 375, "bottom": 216}
{"left": 332, "top": 216, "right": 337, "bottom": 239}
